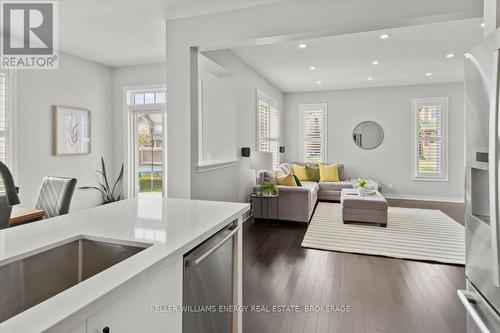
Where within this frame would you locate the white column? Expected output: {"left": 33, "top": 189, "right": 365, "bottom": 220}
{"left": 484, "top": 0, "right": 500, "bottom": 36}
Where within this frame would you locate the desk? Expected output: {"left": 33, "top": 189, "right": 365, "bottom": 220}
{"left": 9, "top": 207, "right": 45, "bottom": 226}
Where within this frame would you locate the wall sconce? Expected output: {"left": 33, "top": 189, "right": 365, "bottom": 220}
{"left": 279, "top": 146, "right": 286, "bottom": 153}
{"left": 241, "top": 147, "right": 250, "bottom": 157}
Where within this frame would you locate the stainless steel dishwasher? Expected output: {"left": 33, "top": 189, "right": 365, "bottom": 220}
{"left": 183, "top": 221, "right": 239, "bottom": 333}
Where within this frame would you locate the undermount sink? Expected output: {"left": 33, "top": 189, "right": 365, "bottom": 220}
{"left": 0, "top": 237, "right": 150, "bottom": 323}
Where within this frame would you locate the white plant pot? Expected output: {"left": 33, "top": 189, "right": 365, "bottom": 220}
{"left": 358, "top": 187, "right": 367, "bottom": 196}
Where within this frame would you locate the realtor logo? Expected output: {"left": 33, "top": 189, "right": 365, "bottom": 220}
{"left": 1, "top": 1, "right": 58, "bottom": 69}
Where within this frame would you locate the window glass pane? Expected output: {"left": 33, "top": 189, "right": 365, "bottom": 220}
{"left": 418, "top": 139, "right": 443, "bottom": 174}
{"left": 134, "top": 93, "right": 144, "bottom": 104}
{"left": 155, "top": 92, "right": 166, "bottom": 103}
{"left": 413, "top": 98, "right": 447, "bottom": 179}
{"left": 144, "top": 93, "right": 155, "bottom": 104}
{"left": 418, "top": 106, "right": 442, "bottom": 138}
{"left": 136, "top": 112, "right": 163, "bottom": 197}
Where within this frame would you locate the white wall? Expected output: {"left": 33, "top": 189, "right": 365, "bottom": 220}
{"left": 284, "top": 82, "right": 465, "bottom": 200}
{"left": 191, "top": 50, "right": 283, "bottom": 203}
{"left": 16, "top": 52, "right": 113, "bottom": 211}
{"left": 198, "top": 69, "right": 237, "bottom": 163}
{"left": 111, "top": 63, "right": 166, "bottom": 197}
{"left": 165, "top": 0, "right": 479, "bottom": 199}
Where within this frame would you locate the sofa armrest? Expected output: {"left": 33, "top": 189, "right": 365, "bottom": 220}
{"left": 251, "top": 185, "right": 312, "bottom": 223}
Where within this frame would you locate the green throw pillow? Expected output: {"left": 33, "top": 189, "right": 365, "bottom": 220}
{"left": 293, "top": 175, "right": 302, "bottom": 186}
{"left": 305, "top": 166, "right": 320, "bottom": 182}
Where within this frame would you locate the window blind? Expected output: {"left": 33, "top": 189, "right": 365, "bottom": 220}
{"left": 303, "top": 110, "right": 325, "bottom": 162}
{"left": 257, "top": 94, "right": 280, "bottom": 168}
{"left": 300, "top": 104, "right": 327, "bottom": 163}
{"left": 412, "top": 97, "right": 448, "bottom": 180}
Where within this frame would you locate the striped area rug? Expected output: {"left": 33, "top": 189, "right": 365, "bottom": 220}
{"left": 302, "top": 202, "right": 465, "bottom": 265}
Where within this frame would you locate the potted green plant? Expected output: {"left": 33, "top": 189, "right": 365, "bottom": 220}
{"left": 80, "top": 156, "right": 124, "bottom": 204}
{"left": 259, "top": 181, "right": 278, "bottom": 197}
{"left": 356, "top": 178, "right": 368, "bottom": 196}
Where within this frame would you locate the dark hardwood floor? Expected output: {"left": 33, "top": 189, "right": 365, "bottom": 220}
{"left": 243, "top": 213, "right": 466, "bottom": 333}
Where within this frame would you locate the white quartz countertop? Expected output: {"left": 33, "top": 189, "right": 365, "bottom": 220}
{"left": 0, "top": 197, "right": 249, "bottom": 333}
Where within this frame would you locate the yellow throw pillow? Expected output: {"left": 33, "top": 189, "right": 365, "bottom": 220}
{"left": 276, "top": 171, "right": 298, "bottom": 186}
{"left": 319, "top": 163, "right": 340, "bottom": 182}
{"left": 292, "top": 164, "right": 308, "bottom": 181}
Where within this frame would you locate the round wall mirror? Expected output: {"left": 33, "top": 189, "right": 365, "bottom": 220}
{"left": 352, "top": 121, "right": 384, "bottom": 150}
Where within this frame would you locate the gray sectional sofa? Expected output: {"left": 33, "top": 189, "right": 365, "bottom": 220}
{"left": 252, "top": 162, "right": 353, "bottom": 223}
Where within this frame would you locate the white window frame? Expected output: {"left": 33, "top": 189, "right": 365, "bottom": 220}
{"left": 411, "top": 97, "right": 449, "bottom": 181}
{"left": 0, "top": 70, "right": 17, "bottom": 178}
{"left": 299, "top": 103, "right": 328, "bottom": 163}
{"left": 256, "top": 89, "right": 280, "bottom": 168}
{"left": 124, "top": 85, "right": 167, "bottom": 198}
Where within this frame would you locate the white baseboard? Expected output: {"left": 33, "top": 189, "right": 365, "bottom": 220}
{"left": 384, "top": 193, "right": 464, "bottom": 203}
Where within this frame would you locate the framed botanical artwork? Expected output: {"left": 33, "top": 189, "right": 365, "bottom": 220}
{"left": 53, "top": 106, "right": 91, "bottom": 155}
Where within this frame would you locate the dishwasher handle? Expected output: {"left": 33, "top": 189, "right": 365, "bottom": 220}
{"left": 186, "top": 226, "right": 239, "bottom": 267}
{"left": 457, "top": 289, "right": 491, "bottom": 333}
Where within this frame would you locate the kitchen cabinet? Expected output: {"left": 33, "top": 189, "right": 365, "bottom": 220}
{"left": 84, "top": 258, "right": 182, "bottom": 333}
{"left": 0, "top": 197, "right": 248, "bottom": 333}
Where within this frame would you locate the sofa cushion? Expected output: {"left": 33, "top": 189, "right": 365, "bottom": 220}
{"left": 293, "top": 175, "right": 302, "bottom": 186}
{"left": 280, "top": 163, "right": 292, "bottom": 175}
{"left": 301, "top": 181, "right": 319, "bottom": 193}
{"left": 276, "top": 172, "right": 297, "bottom": 186}
{"left": 261, "top": 170, "right": 277, "bottom": 183}
{"left": 288, "top": 162, "right": 346, "bottom": 181}
{"left": 305, "top": 165, "right": 320, "bottom": 182}
{"left": 319, "top": 163, "right": 340, "bottom": 182}
{"left": 292, "top": 164, "right": 308, "bottom": 181}
{"left": 318, "top": 181, "right": 353, "bottom": 191}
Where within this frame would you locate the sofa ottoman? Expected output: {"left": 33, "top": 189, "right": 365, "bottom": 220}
{"left": 340, "top": 188, "right": 388, "bottom": 227}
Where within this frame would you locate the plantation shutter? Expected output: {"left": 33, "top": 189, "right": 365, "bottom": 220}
{"left": 417, "top": 105, "right": 443, "bottom": 175}
{"left": 303, "top": 110, "right": 325, "bottom": 162}
{"left": 300, "top": 104, "right": 327, "bottom": 163}
{"left": 413, "top": 97, "right": 448, "bottom": 180}
{"left": 257, "top": 92, "right": 280, "bottom": 168}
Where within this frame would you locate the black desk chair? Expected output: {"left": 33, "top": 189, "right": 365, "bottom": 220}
{"left": 0, "top": 161, "right": 20, "bottom": 230}
{"left": 35, "top": 176, "right": 77, "bottom": 219}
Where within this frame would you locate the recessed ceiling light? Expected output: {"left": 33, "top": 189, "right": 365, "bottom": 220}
{"left": 372, "top": 60, "right": 380, "bottom": 65}
{"left": 379, "top": 33, "right": 390, "bottom": 39}
{"left": 367, "top": 77, "right": 373, "bottom": 81}
{"left": 316, "top": 81, "right": 322, "bottom": 85}
{"left": 309, "top": 66, "right": 317, "bottom": 70}
{"left": 445, "top": 53, "right": 455, "bottom": 58}
{"left": 425, "top": 72, "right": 433, "bottom": 76}
{"left": 480, "top": 22, "right": 485, "bottom": 28}
{"left": 298, "top": 43, "right": 307, "bottom": 48}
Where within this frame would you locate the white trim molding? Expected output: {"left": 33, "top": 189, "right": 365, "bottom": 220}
{"left": 6, "top": 70, "right": 17, "bottom": 179}
{"left": 123, "top": 84, "right": 167, "bottom": 199}
{"left": 196, "top": 159, "right": 238, "bottom": 173}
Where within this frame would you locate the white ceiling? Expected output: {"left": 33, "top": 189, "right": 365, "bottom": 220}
{"left": 232, "top": 18, "right": 484, "bottom": 92}
{"left": 57, "top": 0, "right": 281, "bottom": 67}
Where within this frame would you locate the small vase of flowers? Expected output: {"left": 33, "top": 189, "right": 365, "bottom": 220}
{"left": 356, "top": 178, "right": 368, "bottom": 196}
